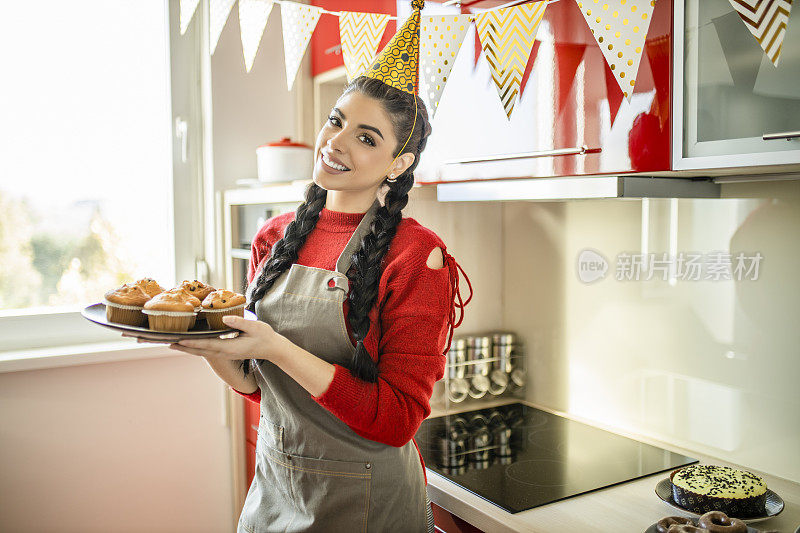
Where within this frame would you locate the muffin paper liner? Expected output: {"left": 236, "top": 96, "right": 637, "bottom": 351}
{"left": 143, "top": 308, "right": 196, "bottom": 332}
{"left": 202, "top": 303, "right": 246, "bottom": 330}
{"left": 104, "top": 299, "right": 147, "bottom": 327}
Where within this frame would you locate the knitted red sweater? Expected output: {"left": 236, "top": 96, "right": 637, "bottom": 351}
{"left": 234, "top": 207, "right": 470, "bottom": 449}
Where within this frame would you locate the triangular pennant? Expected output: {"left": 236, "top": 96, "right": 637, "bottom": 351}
{"left": 646, "top": 34, "right": 670, "bottom": 129}
{"left": 180, "top": 0, "right": 201, "bottom": 35}
{"left": 603, "top": 58, "right": 624, "bottom": 125}
{"left": 714, "top": 11, "right": 764, "bottom": 91}
{"left": 728, "top": 0, "right": 793, "bottom": 67}
{"left": 210, "top": 0, "right": 236, "bottom": 55}
{"left": 475, "top": 1, "right": 549, "bottom": 119}
{"left": 339, "top": 12, "right": 390, "bottom": 82}
{"left": 239, "top": 0, "right": 274, "bottom": 73}
{"left": 281, "top": 2, "right": 323, "bottom": 90}
{"left": 420, "top": 14, "right": 472, "bottom": 115}
{"left": 555, "top": 43, "right": 586, "bottom": 114}
{"left": 519, "top": 40, "right": 541, "bottom": 97}
{"left": 577, "top": 0, "right": 656, "bottom": 100}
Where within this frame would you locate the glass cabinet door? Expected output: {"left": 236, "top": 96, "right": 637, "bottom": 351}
{"left": 675, "top": 0, "right": 800, "bottom": 169}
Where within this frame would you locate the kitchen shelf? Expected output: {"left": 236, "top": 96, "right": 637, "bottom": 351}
{"left": 230, "top": 248, "right": 251, "bottom": 260}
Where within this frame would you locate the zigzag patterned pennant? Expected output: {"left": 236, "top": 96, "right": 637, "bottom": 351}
{"left": 239, "top": 0, "right": 274, "bottom": 73}
{"left": 281, "top": 2, "right": 323, "bottom": 90}
{"left": 210, "top": 0, "right": 236, "bottom": 54}
{"left": 420, "top": 14, "right": 472, "bottom": 116}
{"left": 339, "top": 12, "right": 390, "bottom": 82}
{"left": 577, "top": 0, "right": 656, "bottom": 101}
{"left": 475, "top": 1, "right": 549, "bottom": 119}
{"left": 729, "top": 0, "right": 793, "bottom": 66}
{"left": 180, "top": 0, "right": 201, "bottom": 35}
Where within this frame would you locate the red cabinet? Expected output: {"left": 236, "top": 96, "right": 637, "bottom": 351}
{"left": 310, "top": 0, "right": 397, "bottom": 77}
{"left": 244, "top": 398, "right": 260, "bottom": 489}
{"left": 430, "top": 502, "right": 485, "bottom": 533}
{"left": 416, "top": 0, "right": 673, "bottom": 183}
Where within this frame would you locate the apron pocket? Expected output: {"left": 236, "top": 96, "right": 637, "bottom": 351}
{"left": 261, "top": 447, "right": 373, "bottom": 533}
{"left": 258, "top": 416, "right": 284, "bottom": 453}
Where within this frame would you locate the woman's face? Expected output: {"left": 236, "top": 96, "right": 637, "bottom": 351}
{"left": 312, "top": 91, "right": 410, "bottom": 195}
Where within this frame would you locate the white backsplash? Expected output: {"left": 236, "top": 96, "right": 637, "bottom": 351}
{"left": 407, "top": 180, "right": 800, "bottom": 484}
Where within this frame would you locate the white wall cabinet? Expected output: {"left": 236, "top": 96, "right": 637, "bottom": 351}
{"left": 673, "top": 0, "right": 800, "bottom": 171}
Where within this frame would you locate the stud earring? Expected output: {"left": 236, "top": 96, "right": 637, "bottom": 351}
{"left": 386, "top": 173, "right": 397, "bottom": 183}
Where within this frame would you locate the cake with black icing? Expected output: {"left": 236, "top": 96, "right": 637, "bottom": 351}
{"left": 670, "top": 464, "right": 767, "bottom": 518}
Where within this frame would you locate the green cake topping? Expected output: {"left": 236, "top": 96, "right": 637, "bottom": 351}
{"left": 673, "top": 464, "right": 767, "bottom": 499}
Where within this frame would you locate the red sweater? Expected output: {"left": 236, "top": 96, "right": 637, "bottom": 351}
{"left": 235, "top": 207, "right": 471, "bottom": 449}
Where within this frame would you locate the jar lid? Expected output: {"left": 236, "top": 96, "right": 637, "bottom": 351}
{"left": 258, "top": 137, "right": 312, "bottom": 149}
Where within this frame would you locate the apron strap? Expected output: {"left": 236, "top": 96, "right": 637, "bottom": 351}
{"left": 442, "top": 250, "right": 473, "bottom": 356}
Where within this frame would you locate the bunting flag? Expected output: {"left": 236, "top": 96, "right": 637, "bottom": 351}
{"left": 420, "top": 14, "right": 472, "bottom": 116}
{"left": 239, "top": 0, "right": 274, "bottom": 73}
{"left": 577, "top": 0, "right": 656, "bottom": 100}
{"left": 281, "top": 2, "right": 323, "bottom": 90}
{"left": 519, "top": 40, "right": 541, "bottom": 98}
{"left": 603, "top": 59, "right": 624, "bottom": 126}
{"left": 210, "top": 0, "right": 236, "bottom": 54}
{"left": 180, "top": 0, "right": 201, "bottom": 35}
{"left": 728, "top": 0, "right": 793, "bottom": 67}
{"left": 555, "top": 43, "right": 586, "bottom": 114}
{"left": 339, "top": 12, "right": 390, "bottom": 82}
{"left": 475, "top": 1, "right": 549, "bottom": 118}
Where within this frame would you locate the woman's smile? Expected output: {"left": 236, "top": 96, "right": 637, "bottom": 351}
{"left": 320, "top": 150, "right": 351, "bottom": 173}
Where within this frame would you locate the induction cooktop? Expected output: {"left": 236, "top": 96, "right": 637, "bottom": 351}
{"left": 414, "top": 403, "right": 697, "bottom": 514}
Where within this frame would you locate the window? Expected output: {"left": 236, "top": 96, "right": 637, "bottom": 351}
{"left": 0, "top": 1, "right": 204, "bottom": 351}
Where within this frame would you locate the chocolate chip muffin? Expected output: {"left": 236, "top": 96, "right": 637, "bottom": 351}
{"left": 143, "top": 292, "right": 197, "bottom": 332}
{"left": 104, "top": 283, "right": 151, "bottom": 326}
{"left": 201, "top": 289, "right": 246, "bottom": 330}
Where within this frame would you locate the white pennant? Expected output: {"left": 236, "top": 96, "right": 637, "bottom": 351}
{"left": 180, "top": 0, "right": 201, "bottom": 35}
{"left": 210, "top": 0, "right": 237, "bottom": 54}
{"left": 239, "top": 0, "right": 275, "bottom": 72}
{"left": 576, "top": 0, "right": 656, "bottom": 100}
{"left": 280, "top": 2, "right": 323, "bottom": 90}
{"left": 420, "top": 14, "right": 472, "bottom": 117}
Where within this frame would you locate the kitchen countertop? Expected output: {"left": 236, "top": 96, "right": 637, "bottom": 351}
{"left": 425, "top": 402, "right": 800, "bottom": 533}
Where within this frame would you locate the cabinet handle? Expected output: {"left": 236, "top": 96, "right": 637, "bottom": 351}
{"left": 762, "top": 131, "right": 800, "bottom": 141}
{"left": 443, "top": 145, "right": 599, "bottom": 165}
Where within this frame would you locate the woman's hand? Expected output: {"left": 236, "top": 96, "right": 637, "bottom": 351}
{"left": 166, "top": 315, "right": 283, "bottom": 362}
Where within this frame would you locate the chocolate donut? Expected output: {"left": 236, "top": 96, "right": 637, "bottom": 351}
{"left": 656, "top": 516, "right": 694, "bottom": 533}
{"left": 697, "top": 511, "right": 747, "bottom": 533}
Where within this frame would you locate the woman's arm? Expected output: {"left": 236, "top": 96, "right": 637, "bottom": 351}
{"left": 203, "top": 357, "right": 258, "bottom": 394}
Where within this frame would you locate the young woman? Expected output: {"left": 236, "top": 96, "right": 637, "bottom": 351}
{"left": 169, "top": 75, "right": 471, "bottom": 532}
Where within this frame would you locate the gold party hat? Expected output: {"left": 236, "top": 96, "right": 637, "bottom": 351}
{"left": 364, "top": 0, "right": 423, "bottom": 95}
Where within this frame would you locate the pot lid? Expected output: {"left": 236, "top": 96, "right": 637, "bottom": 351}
{"left": 258, "top": 137, "right": 312, "bottom": 149}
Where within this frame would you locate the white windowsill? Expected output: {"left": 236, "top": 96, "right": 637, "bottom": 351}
{"left": 0, "top": 340, "right": 179, "bottom": 373}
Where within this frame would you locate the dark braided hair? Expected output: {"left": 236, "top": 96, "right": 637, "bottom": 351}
{"left": 241, "top": 76, "right": 432, "bottom": 382}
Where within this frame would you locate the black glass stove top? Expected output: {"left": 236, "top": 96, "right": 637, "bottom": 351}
{"left": 414, "top": 403, "right": 697, "bottom": 514}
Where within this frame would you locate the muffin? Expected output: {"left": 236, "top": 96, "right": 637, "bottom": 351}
{"left": 179, "top": 280, "right": 216, "bottom": 320}
{"left": 104, "top": 283, "right": 151, "bottom": 326}
{"left": 201, "top": 290, "right": 246, "bottom": 330}
{"left": 143, "top": 292, "right": 197, "bottom": 332}
{"left": 135, "top": 277, "right": 164, "bottom": 298}
{"left": 671, "top": 464, "right": 767, "bottom": 517}
{"left": 163, "top": 288, "right": 202, "bottom": 328}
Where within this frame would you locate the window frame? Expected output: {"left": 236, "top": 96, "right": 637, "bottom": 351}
{"left": 0, "top": 0, "right": 211, "bottom": 354}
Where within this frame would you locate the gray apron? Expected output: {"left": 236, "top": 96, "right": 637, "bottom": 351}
{"left": 238, "top": 200, "right": 433, "bottom": 533}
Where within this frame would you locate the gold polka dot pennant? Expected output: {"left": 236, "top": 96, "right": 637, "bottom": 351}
{"left": 239, "top": 0, "right": 275, "bottom": 73}
{"left": 475, "top": 1, "right": 549, "bottom": 119}
{"left": 419, "top": 15, "right": 473, "bottom": 117}
{"left": 365, "top": 6, "right": 422, "bottom": 95}
{"left": 576, "top": 0, "right": 656, "bottom": 100}
{"left": 180, "top": 0, "right": 201, "bottom": 35}
{"left": 210, "top": 0, "right": 236, "bottom": 55}
{"left": 339, "top": 12, "right": 391, "bottom": 83}
{"left": 280, "top": 2, "right": 323, "bottom": 90}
